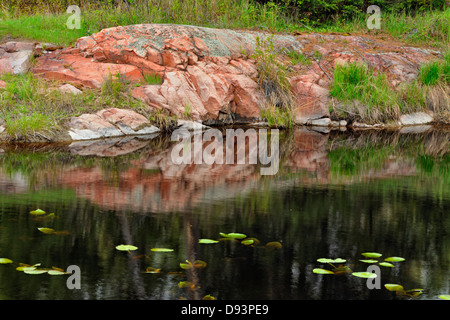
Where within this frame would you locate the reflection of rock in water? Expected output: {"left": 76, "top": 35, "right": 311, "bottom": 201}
{"left": 69, "top": 134, "right": 159, "bottom": 157}
{"left": 0, "top": 127, "right": 448, "bottom": 213}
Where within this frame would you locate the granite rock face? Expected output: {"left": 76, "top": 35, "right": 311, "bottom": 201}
{"left": 0, "top": 24, "right": 442, "bottom": 135}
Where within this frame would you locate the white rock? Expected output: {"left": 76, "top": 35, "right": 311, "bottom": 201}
{"left": 308, "top": 118, "right": 331, "bottom": 127}
{"left": 399, "top": 112, "right": 433, "bottom": 126}
{"left": 59, "top": 84, "right": 83, "bottom": 95}
{"left": 9, "top": 50, "right": 33, "bottom": 74}
{"left": 177, "top": 119, "right": 209, "bottom": 131}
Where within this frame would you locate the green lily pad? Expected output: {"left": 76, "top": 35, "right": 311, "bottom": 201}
{"left": 0, "top": 258, "right": 13, "bottom": 264}
{"left": 313, "top": 268, "right": 334, "bottom": 274}
{"left": 180, "top": 260, "right": 193, "bottom": 270}
{"left": 379, "top": 262, "right": 394, "bottom": 267}
{"left": 352, "top": 272, "right": 377, "bottom": 278}
{"left": 439, "top": 295, "right": 450, "bottom": 300}
{"left": 48, "top": 270, "right": 67, "bottom": 275}
{"left": 219, "top": 232, "right": 247, "bottom": 239}
{"left": 361, "top": 252, "right": 382, "bottom": 258}
{"left": 241, "top": 239, "right": 255, "bottom": 245}
{"left": 30, "top": 209, "right": 46, "bottom": 215}
{"left": 384, "top": 257, "right": 405, "bottom": 262}
{"left": 360, "top": 259, "right": 378, "bottom": 263}
{"left": 37, "top": 227, "right": 55, "bottom": 234}
{"left": 178, "top": 281, "right": 195, "bottom": 289}
{"left": 317, "top": 258, "right": 346, "bottom": 264}
{"left": 385, "top": 284, "right": 405, "bottom": 292}
{"left": 24, "top": 269, "right": 48, "bottom": 275}
{"left": 180, "top": 260, "right": 207, "bottom": 269}
{"left": 246, "top": 238, "right": 260, "bottom": 245}
{"left": 16, "top": 263, "right": 40, "bottom": 271}
{"left": 115, "top": 244, "right": 138, "bottom": 251}
{"left": 150, "top": 248, "right": 174, "bottom": 252}
{"left": 202, "top": 295, "right": 216, "bottom": 300}
{"left": 198, "top": 239, "right": 219, "bottom": 244}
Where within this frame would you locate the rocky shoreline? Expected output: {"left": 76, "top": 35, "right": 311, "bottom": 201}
{"left": 0, "top": 23, "right": 448, "bottom": 143}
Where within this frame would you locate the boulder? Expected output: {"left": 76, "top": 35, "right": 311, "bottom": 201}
{"left": 0, "top": 50, "right": 34, "bottom": 74}
{"left": 399, "top": 112, "right": 434, "bottom": 126}
{"left": 68, "top": 108, "right": 159, "bottom": 140}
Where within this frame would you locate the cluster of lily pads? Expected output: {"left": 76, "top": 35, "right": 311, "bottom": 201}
{"left": 0, "top": 259, "right": 69, "bottom": 275}
{"left": 115, "top": 243, "right": 214, "bottom": 299}
{"left": 312, "top": 252, "right": 407, "bottom": 277}
{"left": 114, "top": 232, "right": 282, "bottom": 300}
{"left": 312, "top": 252, "right": 450, "bottom": 300}
{"left": 198, "top": 232, "right": 282, "bottom": 249}
{"left": 31, "top": 208, "right": 69, "bottom": 235}
{"left": 0, "top": 208, "right": 72, "bottom": 276}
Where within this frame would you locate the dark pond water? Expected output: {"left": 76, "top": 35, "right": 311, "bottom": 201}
{"left": 0, "top": 126, "right": 448, "bottom": 300}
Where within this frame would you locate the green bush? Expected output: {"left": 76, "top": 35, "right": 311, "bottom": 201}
{"left": 255, "top": 0, "right": 447, "bottom": 24}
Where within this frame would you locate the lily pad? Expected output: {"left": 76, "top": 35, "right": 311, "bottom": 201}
{"left": 219, "top": 232, "right": 247, "bottom": 239}
{"left": 37, "top": 227, "right": 55, "bottom": 234}
{"left": 16, "top": 263, "right": 40, "bottom": 271}
{"left": 313, "top": 268, "right": 334, "bottom": 274}
{"left": 178, "top": 281, "right": 198, "bottom": 289}
{"left": 439, "top": 295, "right": 450, "bottom": 300}
{"left": 48, "top": 270, "right": 67, "bottom": 275}
{"left": 30, "top": 209, "right": 46, "bottom": 215}
{"left": 379, "top": 262, "right": 394, "bottom": 267}
{"left": 360, "top": 259, "right": 378, "bottom": 263}
{"left": 317, "top": 258, "right": 346, "bottom": 264}
{"left": 0, "top": 258, "right": 13, "bottom": 264}
{"left": 352, "top": 272, "right": 377, "bottom": 278}
{"left": 333, "top": 265, "right": 352, "bottom": 275}
{"left": 150, "top": 248, "right": 174, "bottom": 252}
{"left": 193, "top": 260, "right": 207, "bottom": 268}
{"left": 180, "top": 260, "right": 193, "bottom": 270}
{"left": 143, "top": 267, "right": 161, "bottom": 274}
{"left": 265, "top": 241, "right": 283, "bottom": 249}
{"left": 24, "top": 269, "right": 48, "bottom": 275}
{"left": 246, "top": 238, "right": 260, "bottom": 245}
{"left": 202, "top": 295, "right": 216, "bottom": 300}
{"left": 198, "top": 239, "right": 219, "bottom": 244}
{"left": 406, "top": 289, "right": 424, "bottom": 298}
{"left": 385, "top": 284, "right": 405, "bottom": 292}
{"left": 384, "top": 256, "right": 405, "bottom": 262}
{"left": 241, "top": 239, "right": 255, "bottom": 245}
{"left": 115, "top": 244, "right": 138, "bottom": 251}
{"left": 361, "top": 252, "right": 382, "bottom": 258}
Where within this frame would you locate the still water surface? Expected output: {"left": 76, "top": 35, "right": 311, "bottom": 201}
{"left": 0, "top": 127, "right": 448, "bottom": 300}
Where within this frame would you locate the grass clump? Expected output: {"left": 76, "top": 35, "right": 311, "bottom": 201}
{"left": 330, "top": 62, "right": 401, "bottom": 123}
{"left": 4, "top": 113, "right": 53, "bottom": 139}
{"left": 329, "top": 62, "right": 429, "bottom": 124}
{"left": 330, "top": 54, "right": 450, "bottom": 124}
{"left": 252, "top": 35, "right": 295, "bottom": 128}
{"left": 419, "top": 52, "right": 450, "bottom": 86}
{"left": 261, "top": 104, "right": 294, "bottom": 129}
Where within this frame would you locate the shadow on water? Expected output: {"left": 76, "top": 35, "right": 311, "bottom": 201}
{"left": 0, "top": 126, "right": 448, "bottom": 300}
